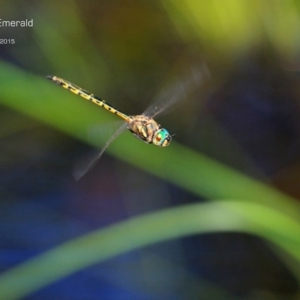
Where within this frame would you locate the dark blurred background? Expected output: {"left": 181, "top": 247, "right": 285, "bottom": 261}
{"left": 1, "top": 0, "right": 300, "bottom": 299}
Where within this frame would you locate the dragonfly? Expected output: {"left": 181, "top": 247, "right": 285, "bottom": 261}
{"left": 46, "top": 65, "right": 209, "bottom": 179}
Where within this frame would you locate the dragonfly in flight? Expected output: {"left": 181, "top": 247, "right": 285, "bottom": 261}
{"left": 47, "top": 65, "right": 209, "bottom": 179}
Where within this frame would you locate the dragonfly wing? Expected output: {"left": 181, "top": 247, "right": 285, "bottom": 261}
{"left": 73, "top": 122, "right": 128, "bottom": 180}
{"left": 143, "top": 63, "right": 210, "bottom": 118}
{"left": 87, "top": 120, "right": 126, "bottom": 145}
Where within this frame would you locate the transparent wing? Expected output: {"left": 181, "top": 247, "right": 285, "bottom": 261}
{"left": 87, "top": 120, "right": 126, "bottom": 146}
{"left": 73, "top": 122, "right": 128, "bottom": 180}
{"left": 143, "top": 63, "right": 210, "bottom": 118}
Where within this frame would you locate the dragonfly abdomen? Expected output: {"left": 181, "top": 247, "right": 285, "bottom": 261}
{"left": 47, "top": 75, "right": 129, "bottom": 121}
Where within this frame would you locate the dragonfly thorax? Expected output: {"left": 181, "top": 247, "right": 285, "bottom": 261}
{"left": 128, "top": 115, "right": 172, "bottom": 147}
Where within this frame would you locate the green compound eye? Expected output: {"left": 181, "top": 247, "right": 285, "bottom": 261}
{"left": 153, "top": 128, "right": 172, "bottom": 147}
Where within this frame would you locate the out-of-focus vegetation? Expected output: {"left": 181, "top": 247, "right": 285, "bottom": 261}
{"left": 165, "top": 0, "right": 300, "bottom": 59}
{"left": 1, "top": 0, "right": 300, "bottom": 299}
{"left": 0, "top": 200, "right": 299, "bottom": 299}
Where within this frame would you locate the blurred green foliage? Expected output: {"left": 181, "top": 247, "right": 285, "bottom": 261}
{"left": 164, "top": 0, "right": 300, "bottom": 62}
{"left": 0, "top": 200, "right": 299, "bottom": 299}
{"left": 0, "top": 0, "right": 300, "bottom": 299}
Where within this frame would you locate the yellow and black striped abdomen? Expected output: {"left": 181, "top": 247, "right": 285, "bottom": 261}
{"left": 46, "top": 75, "right": 130, "bottom": 121}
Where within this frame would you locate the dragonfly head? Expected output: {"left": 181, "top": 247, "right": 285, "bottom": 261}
{"left": 153, "top": 128, "right": 172, "bottom": 147}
